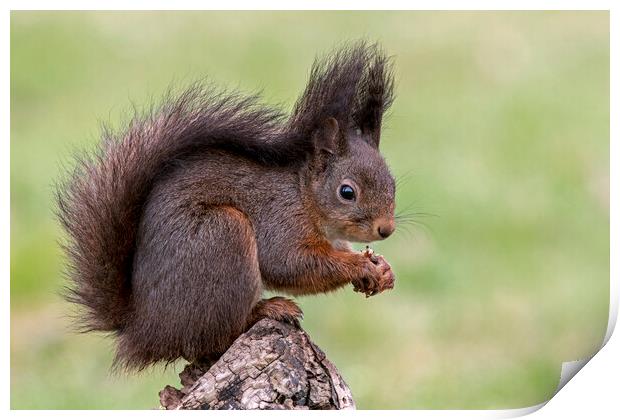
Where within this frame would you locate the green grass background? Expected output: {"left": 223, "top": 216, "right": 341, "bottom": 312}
{"left": 10, "top": 11, "right": 609, "bottom": 409}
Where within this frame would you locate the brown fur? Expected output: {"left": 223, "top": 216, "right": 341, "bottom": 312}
{"left": 57, "top": 41, "right": 397, "bottom": 370}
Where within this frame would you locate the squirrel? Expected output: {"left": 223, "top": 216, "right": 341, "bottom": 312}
{"left": 57, "top": 41, "right": 397, "bottom": 371}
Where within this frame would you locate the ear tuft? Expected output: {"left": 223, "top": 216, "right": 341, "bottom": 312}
{"left": 314, "top": 117, "right": 340, "bottom": 154}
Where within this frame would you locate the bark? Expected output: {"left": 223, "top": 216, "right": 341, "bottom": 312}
{"left": 159, "top": 318, "right": 356, "bottom": 410}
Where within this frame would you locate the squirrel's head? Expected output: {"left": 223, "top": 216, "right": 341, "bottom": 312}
{"left": 290, "top": 41, "right": 396, "bottom": 243}
{"left": 308, "top": 117, "right": 395, "bottom": 243}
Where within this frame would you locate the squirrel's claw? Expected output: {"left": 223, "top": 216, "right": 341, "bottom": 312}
{"left": 353, "top": 248, "right": 395, "bottom": 298}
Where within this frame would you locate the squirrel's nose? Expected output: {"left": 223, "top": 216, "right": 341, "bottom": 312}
{"left": 377, "top": 220, "right": 395, "bottom": 239}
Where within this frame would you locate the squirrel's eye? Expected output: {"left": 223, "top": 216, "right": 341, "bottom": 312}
{"left": 339, "top": 184, "right": 356, "bottom": 201}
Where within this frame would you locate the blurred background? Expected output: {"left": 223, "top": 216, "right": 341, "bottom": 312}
{"left": 10, "top": 11, "right": 609, "bottom": 409}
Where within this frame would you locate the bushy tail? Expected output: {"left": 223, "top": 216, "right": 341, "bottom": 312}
{"left": 56, "top": 84, "right": 311, "bottom": 333}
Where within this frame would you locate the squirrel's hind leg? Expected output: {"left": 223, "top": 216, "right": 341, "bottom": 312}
{"left": 246, "top": 297, "right": 303, "bottom": 329}
{"left": 123, "top": 204, "right": 263, "bottom": 369}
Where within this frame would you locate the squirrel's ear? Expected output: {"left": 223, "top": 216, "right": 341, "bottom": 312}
{"left": 362, "top": 126, "right": 381, "bottom": 149}
{"left": 314, "top": 117, "right": 340, "bottom": 154}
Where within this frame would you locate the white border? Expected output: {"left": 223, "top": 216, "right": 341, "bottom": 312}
{"left": 3, "top": 1, "right": 616, "bottom": 418}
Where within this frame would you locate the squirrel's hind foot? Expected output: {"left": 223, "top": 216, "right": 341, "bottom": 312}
{"left": 247, "top": 297, "right": 303, "bottom": 329}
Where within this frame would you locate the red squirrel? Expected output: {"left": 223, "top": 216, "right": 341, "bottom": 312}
{"left": 58, "top": 42, "right": 397, "bottom": 370}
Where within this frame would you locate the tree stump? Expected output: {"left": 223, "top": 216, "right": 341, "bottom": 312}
{"left": 158, "top": 318, "right": 356, "bottom": 410}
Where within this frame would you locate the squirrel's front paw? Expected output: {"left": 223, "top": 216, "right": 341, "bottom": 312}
{"left": 352, "top": 248, "right": 395, "bottom": 298}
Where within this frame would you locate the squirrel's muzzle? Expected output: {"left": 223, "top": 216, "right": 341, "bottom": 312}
{"left": 375, "top": 218, "right": 395, "bottom": 239}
